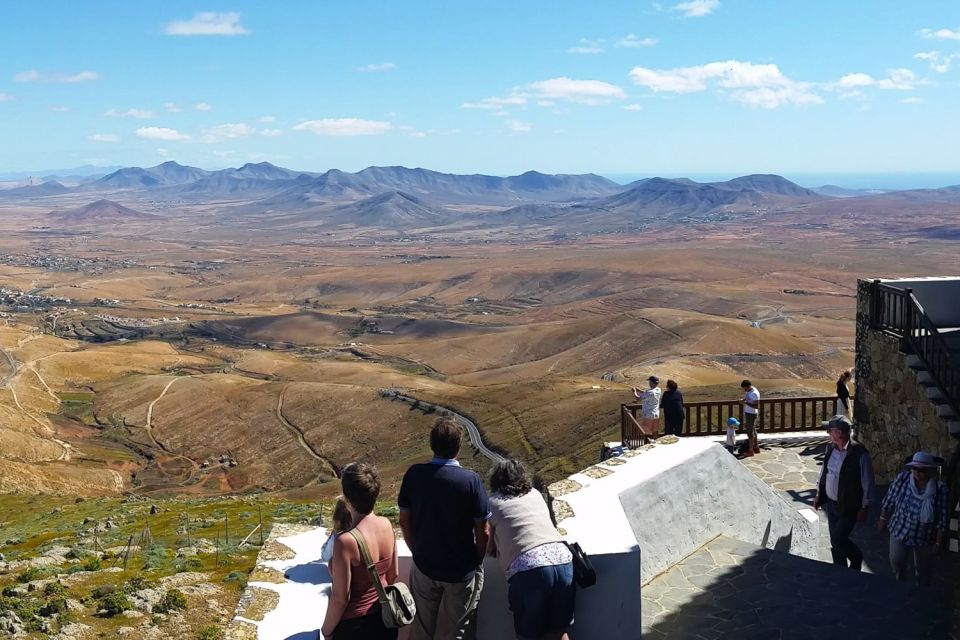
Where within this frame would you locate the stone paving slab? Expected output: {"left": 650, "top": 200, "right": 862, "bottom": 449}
{"left": 642, "top": 535, "right": 952, "bottom": 640}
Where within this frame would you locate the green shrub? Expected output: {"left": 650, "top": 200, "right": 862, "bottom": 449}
{"left": 123, "top": 576, "right": 156, "bottom": 593}
{"left": 154, "top": 588, "right": 187, "bottom": 613}
{"left": 98, "top": 591, "right": 131, "bottom": 616}
{"left": 82, "top": 555, "right": 102, "bottom": 571}
{"left": 16, "top": 566, "right": 42, "bottom": 583}
{"left": 198, "top": 626, "right": 223, "bottom": 640}
{"left": 90, "top": 584, "right": 115, "bottom": 599}
{"left": 43, "top": 581, "right": 66, "bottom": 597}
{"left": 0, "top": 595, "right": 41, "bottom": 621}
{"left": 1, "top": 585, "right": 19, "bottom": 597}
{"left": 40, "top": 597, "right": 68, "bottom": 617}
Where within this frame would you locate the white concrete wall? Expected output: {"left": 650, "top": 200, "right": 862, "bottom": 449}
{"left": 238, "top": 524, "right": 638, "bottom": 640}
{"left": 554, "top": 439, "right": 817, "bottom": 587}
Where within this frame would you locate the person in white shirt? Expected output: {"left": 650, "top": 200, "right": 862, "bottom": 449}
{"left": 633, "top": 376, "right": 662, "bottom": 437}
{"left": 739, "top": 380, "right": 761, "bottom": 457}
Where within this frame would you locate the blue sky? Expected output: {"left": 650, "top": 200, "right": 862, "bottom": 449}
{"left": 2, "top": 1, "right": 959, "bottom": 180}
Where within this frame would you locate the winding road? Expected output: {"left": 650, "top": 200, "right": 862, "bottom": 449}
{"left": 384, "top": 390, "right": 506, "bottom": 464}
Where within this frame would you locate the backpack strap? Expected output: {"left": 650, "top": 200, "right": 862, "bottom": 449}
{"left": 348, "top": 528, "right": 391, "bottom": 605}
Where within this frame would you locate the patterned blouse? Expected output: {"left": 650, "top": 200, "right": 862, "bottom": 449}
{"left": 505, "top": 542, "right": 572, "bottom": 580}
{"left": 880, "top": 470, "right": 949, "bottom": 547}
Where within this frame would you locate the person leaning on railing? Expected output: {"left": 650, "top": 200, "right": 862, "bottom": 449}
{"left": 487, "top": 459, "right": 575, "bottom": 640}
{"left": 878, "top": 451, "right": 950, "bottom": 587}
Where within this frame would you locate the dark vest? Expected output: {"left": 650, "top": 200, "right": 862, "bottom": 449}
{"left": 818, "top": 441, "right": 865, "bottom": 516}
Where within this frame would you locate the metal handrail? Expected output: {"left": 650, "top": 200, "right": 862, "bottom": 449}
{"left": 869, "top": 281, "right": 960, "bottom": 419}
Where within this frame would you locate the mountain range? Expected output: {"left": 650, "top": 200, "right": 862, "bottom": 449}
{"left": 6, "top": 160, "right": 960, "bottom": 235}
{"left": 48, "top": 199, "right": 159, "bottom": 224}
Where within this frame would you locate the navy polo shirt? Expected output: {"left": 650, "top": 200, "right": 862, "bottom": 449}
{"left": 398, "top": 457, "right": 491, "bottom": 583}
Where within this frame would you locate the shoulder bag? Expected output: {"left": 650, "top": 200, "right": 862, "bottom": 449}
{"left": 348, "top": 528, "right": 416, "bottom": 628}
{"left": 564, "top": 541, "right": 596, "bottom": 588}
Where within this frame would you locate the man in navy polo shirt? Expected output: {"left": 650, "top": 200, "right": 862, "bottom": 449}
{"left": 399, "top": 418, "right": 490, "bottom": 640}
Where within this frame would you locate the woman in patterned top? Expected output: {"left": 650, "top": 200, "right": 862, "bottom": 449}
{"left": 488, "top": 459, "right": 575, "bottom": 640}
{"left": 878, "top": 451, "right": 949, "bottom": 586}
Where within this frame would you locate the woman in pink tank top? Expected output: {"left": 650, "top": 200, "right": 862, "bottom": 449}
{"left": 321, "top": 463, "right": 399, "bottom": 640}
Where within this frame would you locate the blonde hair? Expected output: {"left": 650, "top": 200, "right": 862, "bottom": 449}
{"left": 331, "top": 495, "right": 352, "bottom": 533}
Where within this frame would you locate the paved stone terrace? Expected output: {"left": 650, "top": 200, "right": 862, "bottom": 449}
{"left": 642, "top": 436, "right": 959, "bottom": 639}
{"left": 642, "top": 535, "right": 949, "bottom": 640}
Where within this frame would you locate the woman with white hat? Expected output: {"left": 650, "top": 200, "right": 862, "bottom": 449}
{"left": 877, "top": 451, "right": 949, "bottom": 586}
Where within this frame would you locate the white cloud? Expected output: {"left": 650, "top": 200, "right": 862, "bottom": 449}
{"left": 157, "top": 148, "right": 171, "bottom": 157}
{"left": 260, "top": 128, "right": 283, "bottom": 137}
{"left": 136, "top": 127, "right": 191, "bottom": 141}
{"left": 537, "top": 100, "right": 556, "bottom": 107}
{"left": 919, "top": 27, "right": 960, "bottom": 41}
{"left": 89, "top": 134, "right": 121, "bottom": 142}
{"left": 164, "top": 102, "right": 182, "bottom": 113}
{"left": 568, "top": 39, "right": 605, "bottom": 54}
{"left": 673, "top": 0, "right": 719, "bottom": 17}
{"left": 405, "top": 131, "right": 427, "bottom": 138}
{"left": 630, "top": 60, "right": 821, "bottom": 108}
{"left": 193, "top": 102, "right": 213, "bottom": 111}
{"left": 357, "top": 62, "right": 397, "bottom": 72}
{"left": 104, "top": 108, "right": 154, "bottom": 119}
{"left": 50, "top": 105, "right": 71, "bottom": 112}
{"left": 623, "top": 103, "right": 644, "bottom": 111}
{"left": 616, "top": 34, "right": 658, "bottom": 48}
{"left": 506, "top": 120, "right": 532, "bottom": 132}
{"left": 293, "top": 118, "right": 392, "bottom": 136}
{"left": 164, "top": 12, "right": 250, "bottom": 36}
{"left": 200, "top": 123, "right": 256, "bottom": 142}
{"left": 0, "top": 93, "right": 13, "bottom": 102}
{"left": 527, "top": 77, "right": 626, "bottom": 104}
{"left": 876, "top": 68, "right": 917, "bottom": 90}
{"left": 461, "top": 96, "right": 528, "bottom": 109}
{"left": 900, "top": 97, "right": 923, "bottom": 104}
{"left": 258, "top": 115, "right": 276, "bottom": 123}
{"left": 913, "top": 51, "right": 958, "bottom": 73}
{"left": 835, "top": 72, "right": 876, "bottom": 89}
{"left": 14, "top": 69, "right": 98, "bottom": 83}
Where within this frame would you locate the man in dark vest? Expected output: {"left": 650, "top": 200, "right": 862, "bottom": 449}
{"left": 813, "top": 415, "right": 876, "bottom": 569}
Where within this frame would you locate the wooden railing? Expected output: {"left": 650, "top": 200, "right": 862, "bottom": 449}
{"left": 621, "top": 395, "right": 844, "bottom": 442}
{"left": 870, "top": 281, "right": 960, "bottom": 419}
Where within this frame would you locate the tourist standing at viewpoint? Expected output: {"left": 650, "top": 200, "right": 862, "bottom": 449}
{"left": 398, "top": 418, "right": 490, "bottom": 640}
{"left": 813, "top": 415, "right": 876, "bottom": 570}
{"left": 321, "top": 463, "right": 399, "bottom": 640}
{"left": 487, "top": 459, "right": 575, "bottom": 640}
{"left": 739, "top": 380, "right": 761, "bottom": 456}
{"left": 633, "top": 376, "right": 662, "bottom": 437}
{"left": 878, "top": 452, "right": 949, "bottom": 586}
{"left": 836, "top": 370, "right": 853, "bottom": 418}
{"left": 660, "top": 379, "right": 685, "bottom": 437}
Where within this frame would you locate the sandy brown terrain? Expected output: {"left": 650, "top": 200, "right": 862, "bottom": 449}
{"left": 0, "top": 184, "right": 956, "bottom": 500}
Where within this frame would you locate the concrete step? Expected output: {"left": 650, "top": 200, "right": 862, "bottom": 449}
{"left": 937, "top": 404, "right": 957, "bottom": 419}
{"left": 916, "top": 370, "right": 934, "bottom": 385}
{"left": 925, "top": 386, "right": 944, "bottom": 400}
{"left": 906, "top": 354, "right": 926, "bottom": 370}
{"left": 948, "top": 419, "right": 960, "bottom": 435}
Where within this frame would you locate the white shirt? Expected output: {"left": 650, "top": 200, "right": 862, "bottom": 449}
{"left": 743, "top": 387, "right": 760, "bottom": 415}
{"left": 640, "top": 387, "right": 662, "bottom": 418}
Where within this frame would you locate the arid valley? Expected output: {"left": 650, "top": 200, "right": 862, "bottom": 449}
{"left": 1, "top": 162, "right": 957, "bottom": 502}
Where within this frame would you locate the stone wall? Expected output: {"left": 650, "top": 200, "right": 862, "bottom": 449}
{"left": 855, "top": 279, "right": 955, "bottom": 482}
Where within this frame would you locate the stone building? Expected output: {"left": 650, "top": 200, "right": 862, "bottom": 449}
{"left": 854, "top": 277, "right": 959, "bottom": 549}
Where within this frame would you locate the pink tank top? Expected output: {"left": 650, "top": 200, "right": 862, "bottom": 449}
{"left": 342, "top": 553, "right": 393, "bottom": 619}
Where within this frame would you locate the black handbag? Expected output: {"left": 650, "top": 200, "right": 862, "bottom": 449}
{"left": 565, "top": 541, "right": 596, "bottom": 588}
